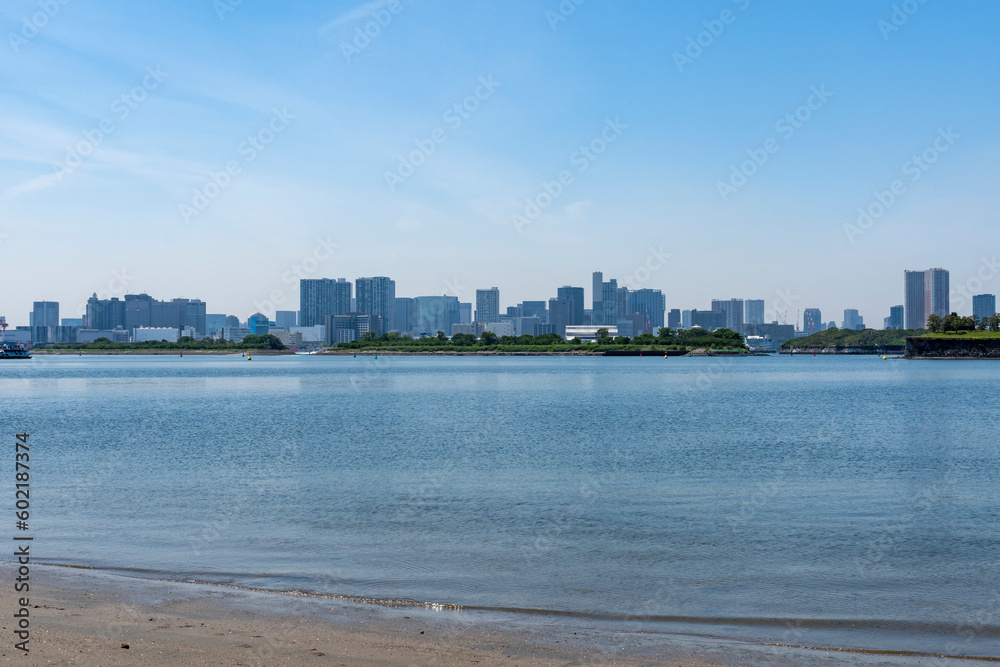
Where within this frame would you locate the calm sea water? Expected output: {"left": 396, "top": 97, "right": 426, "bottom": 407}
{"left": 3, "top": 354, "right": 999, "bottom": 658}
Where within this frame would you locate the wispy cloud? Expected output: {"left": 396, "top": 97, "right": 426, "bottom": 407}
{"left": 320, "top": 0, "right": 397, "bottom": 32}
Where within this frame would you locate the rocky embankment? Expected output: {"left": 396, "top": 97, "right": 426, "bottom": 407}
{"left": 905, "top": 337, "right": 1000, "bottom": 358}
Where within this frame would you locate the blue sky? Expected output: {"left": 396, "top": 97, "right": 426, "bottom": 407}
{"left": 2, "top": 0, "right": 998, "bottom": 326}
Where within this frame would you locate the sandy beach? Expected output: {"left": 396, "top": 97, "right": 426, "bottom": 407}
{"left": 0, "top": 565, "right": 793, "bottom": 667}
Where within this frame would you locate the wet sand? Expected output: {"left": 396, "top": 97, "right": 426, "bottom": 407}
{"left": 0, "top": 565, "right": 770, "bottom": 666}
{"left": 2, "top": 565, "right": 978, "bottom": 666}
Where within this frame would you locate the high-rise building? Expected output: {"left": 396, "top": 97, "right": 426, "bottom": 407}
{"left": 802, "top": 308, "right": 823, "bottom": 335}
{"left": 973, "top": 294, "right": 997, "bottom": 320}
{"left": 842, "top": 309, "right": 864, "bottom": 330}
{"left": 691, "top": 309, "right": 726, "bottom": 330}
{"left": 206, "top": 314, "right": 228, "bottom": 337}
{"left": 667, "top": 308, "right": 681, "bottom": 329}
{"left": 395, "top": 298, "right": 416, "bottom": 334}
{"left": 744, "top": 300, "right": 765, "bottom": 328}
{"left": 886, "top": 305, "right": 904, "bottom": 330}
{"left": 414, "top": 296, "right": 460, "bottom": 335}
{"left": 711, "top": 298, "right": 744, "bottom": 332}
{"left": 475, "top": 287, "right": 500, "bottom": 324}
{"left": 459, "top": 302, "right": 472, "bottom": 324}
{"left": 84, "top": 294, "right": 125, "bottom": 330}
{"left": 681, "top": 309, "right": 692, "bottom": 329}
{"left": 29, "top": 301, "right": 59, "bottom": 344}
{"left": 521, "top": 301, "right": 548, "bottom": 320}
{"left": 627, "top": 289, "right": 665, "bottom": 333}
{"left": 905, "top": 268, "right": 949, "bottom": 329}
{"left": 275, "top": 311, "right": 297, "bottom": 330}
{"left": 299, "top": 278, "right": 351, "bottom": 327}
{"left": 556, "top": 286, "right": 585, "bottom": 326}
{"left": 600, "top": 279, "right": 619, "bottom": 325}
{"left": 925, "top": 268, "right": 949, "bottom": 322}
{"left": 355, "top": 277, "right": 395, "bottom": 333}
{"left": 548, "top": 297, "right": 574, "bottom": 336}
{"left": 592, "top": 271, "right": 603, "bottom": 317}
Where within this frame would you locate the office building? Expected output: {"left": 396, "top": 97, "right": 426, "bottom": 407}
{"left": 592, "top": 271, "right": 603, "bottom": 318}
{"left": 744, "top": 299, "right": 765, "bottom": 328}
{"left": 395, "top": 298, "right": 417, "bottom": 334}
{"left": 475, "top": 287, "right": 500, "bottom": 324}
{"left": 886, "top": 305, "right": 904, "bottom": 330}
{"left": 557, "top": 286, "right": 585, "bottom": 326}
{"left": 459, "top": 302, "right": 472, "bottom": 324}
{"left": 667, "top": 308, "right": 681, "bottom": 329}
{"left": 327, "top": 313, "right": 382, "bottom": 344}
{"left": 299, "top": 278, "right": 351, "bottom": 328}
{"left": 414, "top": 296, "right": 461, "bottom": 336}
{"left": 973, "top": 294, "right": 996, "bottom": 320}
{"left": 61, "top": 318, "right": 83, "bottom": 327}
{"left": 355, "top": 276, "right": 395, "bottom": 332}
{"left": 206, "top": 314, "right": 228, "bottom": 337}
{"left": 681, "top": 310, "right": 692, "bottom": 329}
{"left": 521, "top": 301, "right": 547, "bottom": 320}
{"left": 548, "top": 297, "right": 576, "bottom": 336}
{"left": 597, "top": 278, "right": 621, "bottom": 325}
{"left": 690, "top": 309, "right": 726, "bottom": 330}
{"left": 275, "top": 311, "right": 297, "bottom": 330}
{"left": 842, "top": 309, "right": 864, "bottom": 330}
{"left": 802, "top": 308, "right": 823, "bottom": 335}
{"left": 626, "top": 289, "right": 665, "bottom": 333}
{"left": 133, "top": 327, "right": 181, "bottom": 343}
{"left": 30, "top": 301, "right": 59, "bottom": 344}
{"left": 248, "top": 313, "right": 271, "bottom": 334}
{"left": 122, "top": 294, "right": 206, "bottom": 337}
{"left": 84, "top": 294, "right": 126, "bottom": 330}
{"left": 905, "top": 268, "right": 950, "bottom": 329}
{"left": 711, "top": 298, "right": 744, "bottom": 332}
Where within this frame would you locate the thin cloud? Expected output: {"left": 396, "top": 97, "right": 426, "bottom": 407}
{"left": 320, "top": 0, "right": 396, "bottom": 32}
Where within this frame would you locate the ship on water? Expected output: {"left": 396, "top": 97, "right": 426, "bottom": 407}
{"left": 0, "top": 317, "right": 31, "bottom": 359}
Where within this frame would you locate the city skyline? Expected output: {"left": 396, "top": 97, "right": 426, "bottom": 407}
{"left": 2, "top": 2, "right": 999, "bottom": 327}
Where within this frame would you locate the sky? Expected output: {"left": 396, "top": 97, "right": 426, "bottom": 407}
{"left": 2, "top": 0, "right": 998, "bottom": 328}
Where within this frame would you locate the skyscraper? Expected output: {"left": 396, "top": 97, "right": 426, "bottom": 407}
{"left": 395, "top": 298, "right": 416, "bottom": 334}
{"left": 744, "top": 299, "right": 765, "bottom": 328}
{"left": 627, "top": 289, "right": 665, "bottom": 333}
{"left": 475, "top": 287, "right": 500, "bottom": 324}
{"left": 299, "top": 278, "right": 351, "bottom": 327}
{"left": 842, "top": 309, "right": 864, "bottom": 330}
{"left": 592, "top": 271, "right": 603, "bottom": 319}
{"left": 925, "top": 268, "right": 949, "bottom": 322}
{"left": 904, "top": 270, "right": 926, "bottom": 329}
{"left": 711, "top": 298, "right": 744, "bottom": 332}
{"left": 600, "top": 279, "right": 618, "bottom": 325}
{"left": 355, "top": 276, "right": 395, "bottom": 333}
{"left": 414, "top": 296, "right": 460, "bottom": 335}
{"left": 84, "top": 294, "right": 125, "bottom": 330}
{"left": 802, "top": 308, "right": 823, "bottom": 335}
{"left": 905, "top": 268, "right": 950, "bottom": 329}
{"left": 556, "top": 286, "right": 585, "bottom": 326}
{"left": 30, "top": 301, "right": 59, "bottom": 344}
{"left": 667, "top": 308, "right": 681, "bottom": 329}
{"left": 886, "top": 305, "right": 904, "bottom": 330}
{"left": 275, "top": 311, "right": 297, "bottom": 330}
{"left": 973, "top": 294, "right": 996, "bottom": 320}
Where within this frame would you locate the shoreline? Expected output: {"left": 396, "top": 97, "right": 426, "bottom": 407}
{"left": 7, "top": 564, "right": 989, "bottom": 665}
{"left": 11, "top": 564, "right": 741, "bottom": 666}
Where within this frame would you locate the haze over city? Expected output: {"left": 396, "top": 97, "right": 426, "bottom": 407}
{"left": 2, "top": 0, "right": 999, "bottom": 325}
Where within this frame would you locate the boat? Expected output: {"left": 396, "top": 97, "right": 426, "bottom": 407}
{"left": 0, "top": 319, "right": 30, "bottom": 359}
{"left": 0, "top": 342, "right": 31, "bottom": 359}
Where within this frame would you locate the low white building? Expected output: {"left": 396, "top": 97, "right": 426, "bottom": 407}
{"left": 564, "top": 325, "right": 619, "bottom": 342}
{"left": 290, "top": 325, "right": 326, "bottom": 343}
{"left": 483, "top": 321, "right": 515, "bottom": 336}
